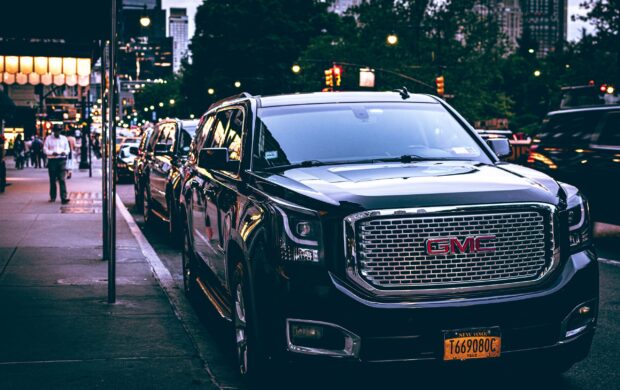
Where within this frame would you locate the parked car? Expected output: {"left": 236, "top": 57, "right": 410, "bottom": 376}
{"left": 140, "top": 119, "right": 198, "bottom": 242}
{"left": 133, "top": 127, "right": 154, "bottom": 210}
{"left": 527, "top": 105, "right": 620, "bottom": 221}
{"left": 179, "top": 91, "right": 598, "bottom": 381}
{"left": 116, "top": 143, "right": 139, "bottom": 182}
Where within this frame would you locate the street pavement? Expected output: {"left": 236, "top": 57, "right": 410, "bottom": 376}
{"left": 0, "top": 157, "right": 618, "bottom": 389}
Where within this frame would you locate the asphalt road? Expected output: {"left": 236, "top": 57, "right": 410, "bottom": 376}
{"left": 117, "top": 182, "right": 620, "bottom": 389}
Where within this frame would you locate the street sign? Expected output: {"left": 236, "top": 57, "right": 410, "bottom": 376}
{"left": 359, "top": 68, "right": 375, "bottom": 88}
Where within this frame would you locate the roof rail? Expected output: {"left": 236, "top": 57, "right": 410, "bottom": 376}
{"left": 208, "top": 92, "right": 253, "bottom": 110}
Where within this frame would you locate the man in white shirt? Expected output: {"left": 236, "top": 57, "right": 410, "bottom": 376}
{"left": 44, "top": 126, "right": 71, "bottom": 203}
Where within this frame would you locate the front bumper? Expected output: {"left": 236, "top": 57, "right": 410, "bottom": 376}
{"left": 262, "top": 249, "right": 598, "bottom": 365}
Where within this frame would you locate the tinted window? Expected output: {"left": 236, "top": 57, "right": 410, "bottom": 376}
{"left": 538, "top": 111, "right": 604, "bottom": 146}
{"left": 222, "top": 109, "right": 244, "bottom": 162}
{"left": 254, "top": 103, "right": 489, "bottom": 169}
{"left": 597, "top": 112, "right": 620, "bottom": 146}
{"left": 156, "top": 123, "right": 177, "bottom": 152}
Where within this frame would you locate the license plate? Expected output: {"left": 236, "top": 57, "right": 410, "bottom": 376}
{"left": 443, "top": 327, "right": 501, "bottom": 361}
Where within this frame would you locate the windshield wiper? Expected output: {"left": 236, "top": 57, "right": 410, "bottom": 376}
{"left": 264, "top": 160, "right": 327, "bottom": 171}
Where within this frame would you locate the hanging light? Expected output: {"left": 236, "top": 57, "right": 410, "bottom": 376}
{"left": 78, "top": 75, "right": 90, "bottom": 86}
{"left": 34, "top": 57, "right": 48, "bottom": 75}
{"left": 20, "top": 56, "right": 33, "bottom": 74}
{"left": 28, "top": 73, "right": 40, "bottom": 85}
{"left": 66, "top": 74, "right": 77, "bottom": 86}
{"left": 41, "top": 73, "right": 53, "bottom": 86}
{"left": 0, "top": 56, "right": 4, "bottom": 73}
{"left": 16, "top": 73, "right": 28, "bottom": 85}
{"left": 53, "top": 74, "right": 65, "bottom": 86}
{"left": 63, "top": 58, "right": 77, "bottom": 76}
{"left": 5, "top": 56, "right": 19, "bottom": 74}
{"left": 49, "top": 57, "right": 62, "bottom": 75}
{"left": 77, "top": 58, "right": 91, "bottom": 76}
{"left": 3, "top": 73, "right": 15, "bottom": 84}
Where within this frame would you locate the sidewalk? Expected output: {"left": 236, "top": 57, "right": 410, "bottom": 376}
{"left": 0, "top": 159, "right": 217, "bottom": 389}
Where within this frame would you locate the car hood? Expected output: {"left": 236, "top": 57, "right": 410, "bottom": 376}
{"left": 254, "top": 161, "right": 563, "bottom": 210}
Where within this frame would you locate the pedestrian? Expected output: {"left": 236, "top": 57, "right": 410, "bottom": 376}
{"left": 43, "top": 126, "right": 70, "bottom": 204}
{"left": 31, "top": 136, "right": 43, "bottom": 168}
{"left": 65, "top": 131, "right": 76, "bottom": 179}
{"left": 93, "top": 135, "right": 101, "bottom": 159}
{"left": 13, "top": 134, "right": 25, "bottom": 169}
{"left": 24, "top": 136, "right": 33, "bottom": 168}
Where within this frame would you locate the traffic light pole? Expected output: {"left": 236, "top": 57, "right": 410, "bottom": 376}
{"left": 107, "top": 0, "right": 118, "bottom": 304}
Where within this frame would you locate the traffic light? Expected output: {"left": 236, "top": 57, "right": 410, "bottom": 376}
{"left": 333, "top": 65, "right": 342, "bottom": 87}
{"left": 324, "top": 68, "right": 334, "bottom": 88}
{"left": 435, "top": 76, "right": 445, "bottom": 96}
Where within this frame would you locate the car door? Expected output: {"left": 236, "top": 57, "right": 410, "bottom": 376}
{"left": 191, "top": 114, "right": 220, "bottom": 272}
{"left": 206, "top": 107, "right": 246, "bottom": 289}
{"left": 151, "top": 122, "right": 176, "bottom": 213}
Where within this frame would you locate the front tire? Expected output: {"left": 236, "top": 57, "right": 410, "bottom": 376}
{"left": 232, "top": 261, "right": 269, "bottom": 383}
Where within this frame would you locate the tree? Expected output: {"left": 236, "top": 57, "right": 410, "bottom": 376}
{"left": 181, "top": 0, "right": 336, "bottom": 115}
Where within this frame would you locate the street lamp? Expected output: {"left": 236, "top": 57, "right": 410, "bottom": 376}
{"left": 149, "top": 105, "right": 155, "bottom": 110}
{"left": 533, "top": 70, "right": 541, "bottom": 77}
{"left": 387, "top": 34, "right": 398, "bottom": 46}
{"left": 140, "top": 15, "right": 151, "bottom": 27}
{"left": 291, "top": 64, "right": 301, "bottom": 74}
{"left": 234, "top": 81, "right": 241, "bottom": 88}
{"left": 208, "top": 88, "right": 215, "bottom": 95}
{"left": 528, "top": 48, "right": 535, "bottom": 54}
{"left": 169, "top": 99, "right": 175, "bottom": 105}
{"left": 158, "top": 102, "right": 164, "bottom": 107}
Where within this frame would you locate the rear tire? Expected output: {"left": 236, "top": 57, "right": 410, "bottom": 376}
{"left": 142, "top": 186, "right": 152, "bottom": 225}
{"left": 181, "top": 222, "right": 197, "bottom": 297}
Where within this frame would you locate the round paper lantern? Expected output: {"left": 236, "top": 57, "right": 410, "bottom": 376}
{"left": 53, "top": 74, "right": 65, "bottom": 86}
{"left": 5, "top": 56, "right": 19, "bottom": 74}
{"left": 49, "top": 57, "right": 62, "bottom": 75}
{"left": 77, "top": 58, "right": 91, "bottom": 76}
{"left": 28, "top": 73, "right": 40, "bottom": 85}
{"left": 78, "top": 75, "right": 90, "bottom": 86}
{"left": 41, "top": 73, "right": 53, "bottom": 86}
{"left": 63, "top": 58, "right": 76, "bottom": 76}
{"left": 34, "top": 57, "right": 48, "bottom": 75}
{"left": 3, "top": 73, "right": 15, "bottom": 84}
{"left": 65, "top": 74, "right": 77, "bottom": 86}
{"left": 16, "top": 73, "right": 28, "bottom": 85}
{"left": 20, "top": 57, "right": 33, "bottom": 74}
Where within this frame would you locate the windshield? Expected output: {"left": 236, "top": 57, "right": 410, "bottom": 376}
{"left": 253, "top": 103, "right": 491, "bottom": 170}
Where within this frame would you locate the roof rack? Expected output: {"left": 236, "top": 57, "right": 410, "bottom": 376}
{"left": 208, "top": 92, "right": 253, "bottom": 110}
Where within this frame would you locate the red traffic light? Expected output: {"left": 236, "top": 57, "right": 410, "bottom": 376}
{"left": 600, "top": 84, "right": 607, "bottom": 93}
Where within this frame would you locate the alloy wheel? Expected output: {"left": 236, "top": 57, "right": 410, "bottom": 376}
{"left": 234, "top": 279, "right": 249, "bottom": 376}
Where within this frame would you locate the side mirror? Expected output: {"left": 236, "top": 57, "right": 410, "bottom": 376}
{"left": 129, "top": 146, "right": 139, "bottom": 155}
{"left": 486, "top": 138, "right": 511, "bottom": 158}
{"left": 198, "top": 147, "right": 238, "bottom": 172}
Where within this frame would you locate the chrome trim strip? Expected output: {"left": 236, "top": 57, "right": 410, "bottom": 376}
{"left": 568, "top": 197, "right": 586, "bottom": 232}
{"left": 286, "top": 318, "right": 361, "bottom": 358}
{"left": 343, "top": 202, "right": 560, "bottom": 296}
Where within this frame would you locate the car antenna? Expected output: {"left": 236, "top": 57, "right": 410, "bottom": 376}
{"left": 393, "top": 87, "right": 410, "bottom": 100}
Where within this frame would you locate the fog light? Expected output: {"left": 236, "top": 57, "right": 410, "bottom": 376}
{"left": 291, "top": 324, "right": 324, "bottom": 340}
{"left": 578, "top": 306, "right": 590, "bottom": 315}
{"left": 286, "top": 319, "right": 361, "bottom": 358}
{"left": 562, "top": 302, "right": 597, "bottom": 339}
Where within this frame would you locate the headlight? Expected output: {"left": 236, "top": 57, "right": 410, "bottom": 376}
{"left": 562, "top": 183, "right": 592, "bottom": 253}
{"left": 275, "top": 204, "right": 324, "bottom": 263}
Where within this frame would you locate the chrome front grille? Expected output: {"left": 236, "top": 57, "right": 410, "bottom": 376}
{"left": 349, "top": 208, "right": 554, "bottom": 290}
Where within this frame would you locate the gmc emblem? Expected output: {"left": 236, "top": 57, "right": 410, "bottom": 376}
{"left": 425, "top": 236, "right": 497, "bottom": 255}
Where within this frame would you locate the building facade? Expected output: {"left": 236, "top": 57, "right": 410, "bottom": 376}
{"left": 330, "top": 0, "right": 362, "bottom": 15}
{"left": 522, "top": 0, "right": 568, "bottom": 57}
{"left": 169, "top": 8, "right": 189, "bottom": 73}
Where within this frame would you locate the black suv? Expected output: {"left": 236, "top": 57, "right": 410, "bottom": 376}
{"left": 527, "top": 105, "right": 620, "bottom": 220}
{"left": 179, "top": 92, "right": 598, "bottom": 379}
{"left": 139, "top": 119, "right": 198, "bottom": 240}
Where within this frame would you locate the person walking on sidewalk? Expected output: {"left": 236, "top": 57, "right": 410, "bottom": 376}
{"left": 31, "top": 135, "right": 43, "bottom": 168}
{"left": 13, "top": 134, "right": 25, "bottom": 169}
{"left": 44, "top": 126, "right": 70, "bottom": 204}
